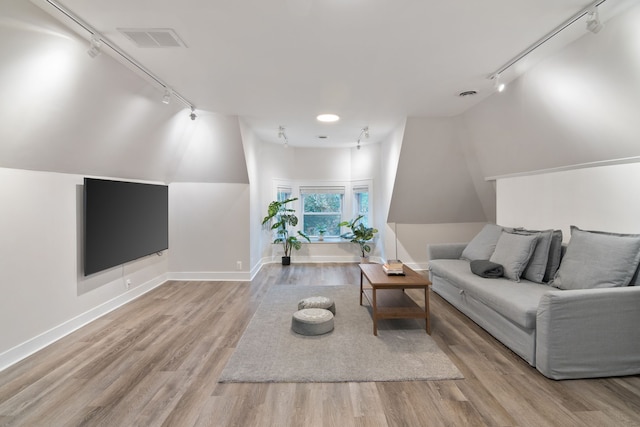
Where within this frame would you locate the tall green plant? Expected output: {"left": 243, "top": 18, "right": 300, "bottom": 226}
{"left": 339, "top": 215, "right": 378, "bottom": 257}
{"left": 262, "top": 197, "right": 310, "bottom": 258}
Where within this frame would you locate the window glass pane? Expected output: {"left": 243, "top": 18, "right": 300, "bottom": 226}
{"left": 302, "top": 192, "right": 343, "bottom": 236}
{"left": 303, "top": 214, "right": 341, "bottom": 235}
{"left": 277, "top": 187, "right": 291, "bottom": 202}
{"left": 355, "top": 191, "right": 369, "bottom": 226}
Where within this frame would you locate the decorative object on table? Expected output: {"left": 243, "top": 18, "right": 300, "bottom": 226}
{"left": 262, "top": 197, "right": 310, "bottom": 265}
{"left": 383, "top": 259, "right": 404, "bottom": 275}
{"left": 339, "top": 214, "right": 378, "bottom": 263}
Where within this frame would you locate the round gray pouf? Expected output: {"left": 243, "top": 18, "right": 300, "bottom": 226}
{"left": 291, "top": 308, "right": 334, "bottom": 336}
{"left": 297, "top": 296, "right": 336, "bottom": 315}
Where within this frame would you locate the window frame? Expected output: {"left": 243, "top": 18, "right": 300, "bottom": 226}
{"left": 271, "top": 179, "right": 373, "bottom": 241}
{"left": 300, "top": 186, "right": 345, "bottom": 238}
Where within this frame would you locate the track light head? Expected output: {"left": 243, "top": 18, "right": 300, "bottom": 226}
{"left": 162, "top": 89, "right": 171, "bottom": 105}
{"left": 278, "top": 126, "right": 289, "bottom": 147}
{"left": 492, "top": 74, "right": 505, "bottom": 93}
{"left": 586, "top": 7, "right": 603, "bottom": 34}
{"left": 87, "top": 36, "right": 101, "bottom": 58}
{"left": 356, "top": 126, "right": 369, "bottom": 150}
{"left": 189, "top": 107, "right": 197, "bottom": 120}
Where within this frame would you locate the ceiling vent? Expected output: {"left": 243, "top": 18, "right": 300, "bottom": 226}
{"left": 118, "top": 28, "right": 187, "bottom": 48}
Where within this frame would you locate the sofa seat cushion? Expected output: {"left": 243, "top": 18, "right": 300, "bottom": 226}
{"left": 430, "top": 259, "right": 551, "bottom": 329}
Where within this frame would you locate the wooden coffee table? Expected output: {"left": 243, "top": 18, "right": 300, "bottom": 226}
{"left": 359, "top": 263, "right": 432, "bottom": 336}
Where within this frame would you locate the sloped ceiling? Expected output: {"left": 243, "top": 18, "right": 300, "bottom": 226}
{"left": 388, "top": 117, "right": 489, "bottom": 224}
{"left": 29, "top": 0, "right": 636, "bottom": 148}
{"left": 0, "top": 1, "right": 248, "bottom": 184}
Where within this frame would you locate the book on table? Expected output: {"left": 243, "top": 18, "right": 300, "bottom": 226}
{"left": 383, "top": 259, "right": 404, "bottom": 275}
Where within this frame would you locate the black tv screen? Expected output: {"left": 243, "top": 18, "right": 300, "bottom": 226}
{"left": 84, "top": 178, "right": 169, "bottom": 276}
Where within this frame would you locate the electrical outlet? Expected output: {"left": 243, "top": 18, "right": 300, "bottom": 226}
{"left": 236, "top": 261, "right": 242, "bottom": 270}
{"left": 126, "top": 279, "right": 131, "bottom": 289}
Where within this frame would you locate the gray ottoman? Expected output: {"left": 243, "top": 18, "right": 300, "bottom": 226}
{"left": 297, "top": 296, "right": 336, "bottom": 315}
{"left": 291, "top": 308, "right": 334, "bottom": 336}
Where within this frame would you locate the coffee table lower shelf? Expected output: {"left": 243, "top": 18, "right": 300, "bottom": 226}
{"left": 362, "top": 286, "right": 426, "bottom": 314}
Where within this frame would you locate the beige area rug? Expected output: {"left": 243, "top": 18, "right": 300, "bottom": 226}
{"left": 218, "top": 285, "right": 464, "bottom": 383}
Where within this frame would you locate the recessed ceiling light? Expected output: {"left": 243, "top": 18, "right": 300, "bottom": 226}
{"left": 317, "top": 114, "right": 340, "bottom": 122}
{"left": 317, "top": 135, "right": 328, "bottom": 139}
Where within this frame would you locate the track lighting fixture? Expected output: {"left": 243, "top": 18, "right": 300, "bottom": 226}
{"left": 356, "top": 126, "right": 369, "bottom": 150}
{"left": 87, "top": 36, "right": 101, "bottom": 58}
{"left": 278, "top": 126, "right": 289, "bottom": 148}
{"left": 586, "top": 7, "right": 604, "bottom": 34}
{"left": 189, "top": 107, "right": 197, "bottom": 120}
{"left": 162, "top": 89, "right": 171, "bottom": 104}
{"left": 488, "top": 2, "right": 606, "bottom": 94}
{"left": 45, "top": 2, "right": 197, "bottom": 113}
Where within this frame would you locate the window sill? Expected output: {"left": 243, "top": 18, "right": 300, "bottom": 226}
{"left": 306, "top": 237, "right": 345, "bottom": 244}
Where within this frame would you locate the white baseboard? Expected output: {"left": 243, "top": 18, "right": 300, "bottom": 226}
{"left": 168, "top": 271, "right": 252, "bottom": 281}
{"left": 261, "top": 255, "right": 379, "bottom": 264}
{"left": 0, "top": 274, "right": 168, "bottom": 373}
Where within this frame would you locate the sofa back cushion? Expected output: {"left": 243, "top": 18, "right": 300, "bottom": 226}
{"left": 490, "top": 231, "right": 540, "bottom": 282}
{"left": 460, "top": 224, "right": 504, "bottom": 261}
{"left": 551, "top": 226, "right": 640, "bottom": 290}
{"left": 513, "top": 229, "right": 553, "bottom": 283}
{"left": 543, "top": 230, "right": 563, "bottom": 283}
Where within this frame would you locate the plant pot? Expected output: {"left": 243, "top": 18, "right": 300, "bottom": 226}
{"left": 318, "top": 235, "right": 324, "bottom": 241}
{"left": 282, "top": 256, "right": 291, "bottom": 265}
{"left": 360, "top": 256, "right": 370, "bottom": 264}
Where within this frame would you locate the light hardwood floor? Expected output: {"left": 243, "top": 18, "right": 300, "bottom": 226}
{"left": 1, "top": 263, "right": 639, "bottom": 426}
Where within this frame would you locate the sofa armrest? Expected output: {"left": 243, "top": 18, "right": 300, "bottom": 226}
{"left": 536, "top": 286, "right": 640, "bottom": 379}
{"left": 427, "top": 243, "right": 467, "bottom": 261}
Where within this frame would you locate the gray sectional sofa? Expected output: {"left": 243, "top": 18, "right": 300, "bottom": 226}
{"left": 428, "top": 224, "right": 640, "bottom": 380}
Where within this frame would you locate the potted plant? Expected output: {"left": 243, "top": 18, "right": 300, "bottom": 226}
{"left": 339, "top": 215, "right": 379, "bottom": 263}
{"left": 317, "top": 225, "right": 327, "bottom": 241}
{"left": 262, "top": 197, "right": 310, "bottom": 265}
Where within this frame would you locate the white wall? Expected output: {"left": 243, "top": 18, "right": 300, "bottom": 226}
{"left": 496, "top": 162, "right": 640, "bottom": 240}
{"left": 0, "top": 2, "right": 251, "bottom": 370}
{"left": 249, "top": 140, "right": 384, "bottom": 264}
{"left": 168, "top": 182, "right": 250, "bottom": 279}
{"left": 238, "top": 121, "right": 263, "bottom": 274}
{"left": 0, "top": 167, "right": 168, "bottom": 370}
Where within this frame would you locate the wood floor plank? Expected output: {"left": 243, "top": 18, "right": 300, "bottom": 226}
{"left": 1, "top": 263, "right": 639, "bottom": 426}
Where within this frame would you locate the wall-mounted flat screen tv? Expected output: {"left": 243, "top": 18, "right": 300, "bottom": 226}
{"left": 84, "top": 178, "right": 169, "bottom": 276}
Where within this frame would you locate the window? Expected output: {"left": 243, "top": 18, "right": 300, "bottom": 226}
{"left": 271, "top": 180, "right": 373, "bottom": 241}
{"left": 300, "top": 186, "right": 344, "bottom": 236}
{"left": 353, "top": 185, "right": 370, "bottom": 227}
{"left": 277, "top": 185, "right": 292, "bottom": 202}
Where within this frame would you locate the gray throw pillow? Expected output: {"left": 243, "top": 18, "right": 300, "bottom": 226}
{"left": 513, "top": 228, "right": 553, "bottom": 283}
{"left": 490, "top": 231, "right": 540, "bottom": 282}
{"left": 551, "top": 226, "right": 640, "bottom": 290}
{"left": 461, "top": 224, "right": 504, "bottom": 261}
{"left": 543, "top": 230, "right": 563, "bottom": 283}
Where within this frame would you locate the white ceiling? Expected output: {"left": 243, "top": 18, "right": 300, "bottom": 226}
{"left": 34, "top": 0, "right": 631, "bottom": 148}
